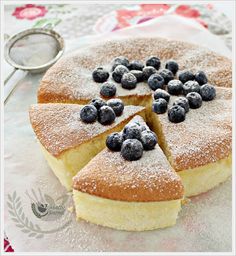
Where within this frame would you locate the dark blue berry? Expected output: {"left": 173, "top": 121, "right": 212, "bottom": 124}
{"left": 100, "top": 82, "right": 116, "bottom": 98}
{"left": 141, "top": 130, "right": 157, "bottom": 150}
{"left": 98, "top": 106, "right": 116, "bottom": 125}
{"left": 152, "top": 98, "right": 168, "bottom": 114}
{"left": 90, "top": 98, "right": 107, "bottom": 110}
{"left": 92, "top": 67, "right": 109, "bottom": 83}
{"left": 122, "top": 123, "right": 142, "bottom": 140}
{"left": 167, "top": 79, "right": 183, "bottom": 95}
{"left": 147, "top": 74, "right": 165, "bottom": 90}
{"left": 128, "top": 60, "right": 144, "bottom": 71}
{"left": 158, "top": 69, "right": 174, "bottom": 84}
{"left": 80, "top": 105, "right": 98, "bottom": 123}
{"left": 121, "top": 73, "right": 137, "bottom": 89}
{"left": 146, "top": 57, "right": 161, "bottom": 70}
{"left": 130, "top": 70, "right": 144, "bottom": 82}
{"left": 134, "top": 122, "right": 147, "bottom": 132}
{"left": 153, "top": 89, "right": 170, "bottom": 102}
{"left": 142, "top": 66, "right": 157, "bottom": 80}
{"left": 195, "top": 71, "right": 208, "bottom": 85}
{"left": 186, "top": 92, "right": 202, "bottom": 109}
{"left": 112, "top": 65, "right": 129, "bottom": 83}
{"left": 106, "top": 132, "right": 123, "bottom": 151}
{"left": 178, "top": 70, "right": 195, "bottom": 84}
{"left": 165, "top": 60, "right": 179, "bottom": 75}
{"left": 111, "top": 56, "right": 129, "bottom": 71}
{"left": 200, "top": 84, "right": 216, "bottom": 101}
{"left": 168, "top": 105, "right": 186, "bottom": 123}
{"left": 107, "top": 98, "right": 124, "bottom": 116}
{"left": 183, "top": 80, "right": 200, "bottom": 95}
{"left": 173, "top": 97, "right": 190, "bottom": 113}
{"left": 121, "top": 139, "right": 143, "bottom": 161}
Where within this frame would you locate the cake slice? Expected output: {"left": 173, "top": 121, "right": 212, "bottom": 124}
{"left": 73, "top": 116, "right": 184, "bottom": 231}
{"left": 151, "top": 87, "right": 232, "bottom": 197}
{"left": 29, "top": 104, "right": 145, "bottom": 190}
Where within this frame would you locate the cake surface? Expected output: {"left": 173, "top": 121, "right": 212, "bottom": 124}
{"left": 29, "top": 104, "right": 145, "bottom": 157}
{"left": 73, "top": 116, "right": 183, "bottom": 202}
{"left": 38, "top": 37, "right": 232, "bottom": 104}
{"left": 151, "top": 87, "right": 232, "bottom": 171}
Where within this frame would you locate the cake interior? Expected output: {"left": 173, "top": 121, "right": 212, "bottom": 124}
{"left": 178, "top": 155, "right": 231, "bottom": 197}
{"left": 73, "top": 190, "right": 182, "bottom": 231}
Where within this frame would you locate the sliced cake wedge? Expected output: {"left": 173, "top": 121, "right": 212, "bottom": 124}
{"left": 73, "top": 116, "right": 184, "bottom": 231}
{"left": 29, "top": 104, "right": 145, "bottom": 190}
{"left": 151, "top": 87, "right": 232, "bottom": 197}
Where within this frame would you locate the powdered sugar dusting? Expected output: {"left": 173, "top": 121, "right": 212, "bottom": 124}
{"left": 29, "top": 104, "right": 144, "bottom": 157}
{"left": 73, "top": 116, "right": 184, "bottom": 202}
{"left": 38, "top": 37, "right": 231, "bottom": 103}
{"left": 157, "top": 87, "right": 232, "bottom": 170}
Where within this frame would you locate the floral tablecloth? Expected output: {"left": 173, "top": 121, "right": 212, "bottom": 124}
{"left": 3, "top": 3, "right": 232, "bottom": 253}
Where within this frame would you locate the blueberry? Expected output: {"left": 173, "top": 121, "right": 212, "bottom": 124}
{"left": 173, "top": 97, "right": 190, "bottom": 113}
{"left": 165, "top": 60, "right": 179, "bottom": 75}
{"left": 183, "top": 80, "right": 200, "bottom": 95}
{"left": 139, "top": 125, "right": 147, "bottom": 132}
{"left": 186, "top": 92, "right": 202, "bottom": 109}
{"left": 146, "top": 57, "right": 161, "bottom": 70}
{"left": 147, "top": 74, "right": 165, "bottom": 90}
{"left": 200, "top": 84, "right": 216, "bottom": 101}
{"left": 128, "top": 60, "right": 144, "bottom": 71}
{"left": 141, "top": 130, "right": 157, "bottom": 150}
{"left": 142, "top": 66, "right": 157, "bottom": 80}
{"left": 107, "top": 98, "right": 124, "bottom": 116}
{"left": 90, "top": 98, "right": 107, "bottom": 110}
{"left": 122, "top": 123, "right": 142, "bottom": 140}
{"left": 153, "top": 89, "right": 170, "bottom": 102}
{"left": 168, "top": 105, "right": 186, "bottom": 123}
{"left": 106, "top": 132, "right": 123, "bottom": 151}
{"left": 112, "top": 65, "right": 129, "bottom": 83}
{"left": 98, "top": 106, "right": 116, "bottom": 125}
{"left": 121, "top": 73, "right": 137, "bottom": 89}
{"left": 158, "top": 69, "right": 174, "bottom": 84}
{"left": 80, "top": 105, "right": 98, "bottom": 123}
{"left": 130, "top": 70, "right": 144, "bottom": 82}
{"left": 178, "top": 70, "right": 195, "bottom": 84}
{"left": 121, "top": 139, "right": 143, "bottom": 161}
{"left": 100, "top": 82, "right": 116, "bottom": 98}
{"left": 134, "top": 122, "right": 147, "bottom": 132}
{"left": 111, "top": 56, "right": 129, "bottom": 71}
{"left": 92, "top": 67, "right": 109, "bottom": 83}
{"left": 167, "top": 79, "right": 183, "bottom": 95}
{"left": 152, "top": 98, "right": 168, "bottom": 114}
{"left": 195, "top": 71, "right": 208, "bottom": 85}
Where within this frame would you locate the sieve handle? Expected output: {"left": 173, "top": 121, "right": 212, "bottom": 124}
{"left": 4, "top": 69, "right": 27, "bottom": 104}
{"left": 4, "top": 67, "right": 17, "bottom": 85}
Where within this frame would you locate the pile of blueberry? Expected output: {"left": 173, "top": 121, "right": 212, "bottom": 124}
{"left": 106, "top": 121, "right": 157, "bottom": 161}
{"left": 92, "top": 56, "right": 216, "bottom": 124}
{"left": 80, "top": 98, "right": 124, "bottom": 125}
{"left": 92, "top": 56, "right": 177, "bottom": 97}
{"left": 152, "top": 69, "right": 216, "bottom": 123}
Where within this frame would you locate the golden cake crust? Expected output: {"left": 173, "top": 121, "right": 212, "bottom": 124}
{"left": 73, "top": 116, "right": 184, "bottom": 202}
{"left": 157, "top": 87, "right": 232, "bottom": 171}
{"left": 38, "top": 37, "right": 232, "bottom": 104}
{"left": 29, "top": 104, "right": 145, "bottom": 157}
